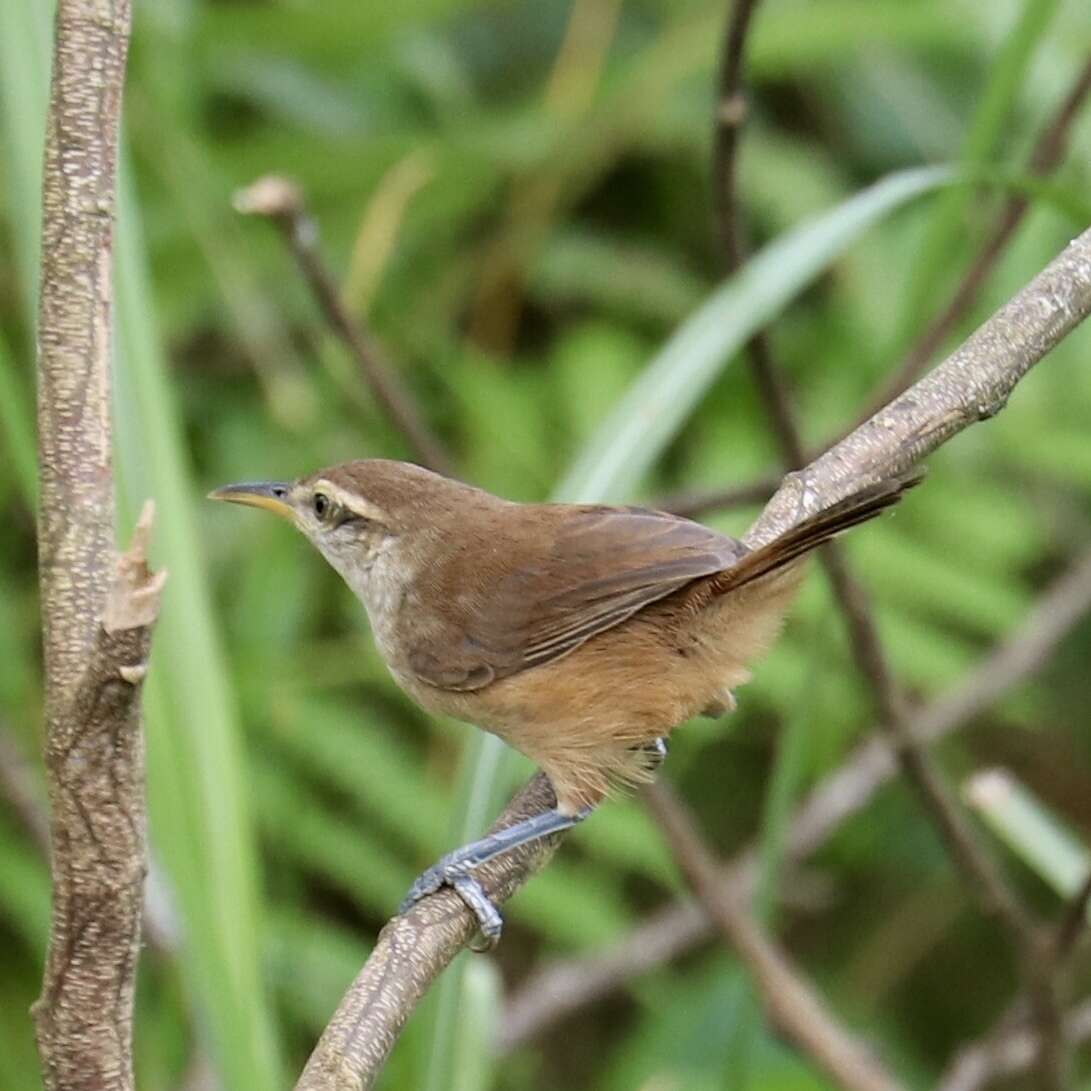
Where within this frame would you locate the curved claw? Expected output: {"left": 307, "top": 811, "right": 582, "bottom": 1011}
{"left": 452, "top": 875, "right": 503, "bottom": 949}
{"left": 396, "top": 804, "right": 591, "bottom": 946}
{"left": 399, "top": 860, "right": 505, "bottom": 947}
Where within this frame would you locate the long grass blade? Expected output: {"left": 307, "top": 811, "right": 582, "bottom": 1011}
{"left": 112, "top": 164, "right": 282, "bottom": 1089}
{"left": 558, "top": 165, "right": 952, "bottom": 503}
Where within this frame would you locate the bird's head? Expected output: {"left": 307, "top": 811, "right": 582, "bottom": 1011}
{"left": 209, "top": 459, "right": 475, "bottom": 598}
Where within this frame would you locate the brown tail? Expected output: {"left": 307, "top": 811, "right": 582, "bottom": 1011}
{"left": 705, "top": 468, "right": 924, "bottom": 598}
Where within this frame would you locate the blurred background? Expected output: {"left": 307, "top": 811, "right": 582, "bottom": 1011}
{"left": 2, "top": 0, "right": 1091, "bottom": 1088}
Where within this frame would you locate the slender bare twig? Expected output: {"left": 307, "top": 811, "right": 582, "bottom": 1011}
{"left": 714, "top": 0, "right": 1034, "bottom": 970}
{"left": 234, "top": 176, "right": 454, "bottom": 476}
{"left": 831, "top": 558, "right": 1035, "bottom": 933}
{"left": 936, "top": 1001, "right": 1091, "bottom": 1091}
{"left": 659, "top": 472, "right": 779, "bottom": 518}
{"left": 712, "top": 0, "right": 760, "bottom": 266}
{"left": 1054, "top": 869, "right": 1091, "bottom": 963}
{"left": 645, "top": 781, "right": 904, "bottom": 1091}
{"left": 297, "top": 225, "right": 1091, "bottom": 1088}
{"left": 712, "top": 0, "right": 804, "bottom": 467}
{"left": 32, "top": 4, "right": 166, "bottom": 1088}
{"left": 500, "top": 438, "right": 1091, "bottom": 1055}
{"left": 671, "top": 57, "right": 1091, "bottom": 524}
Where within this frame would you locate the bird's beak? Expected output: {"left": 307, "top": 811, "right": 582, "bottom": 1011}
{"left": 208, "top": 481, "right": 294, "bottom": 520}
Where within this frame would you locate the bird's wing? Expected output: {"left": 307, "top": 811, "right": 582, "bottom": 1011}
{"left": 407, "top": 506, "right": 745, "bottom": 691}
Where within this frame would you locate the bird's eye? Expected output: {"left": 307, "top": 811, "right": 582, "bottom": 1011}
{"left": 313, "top": 492, "right": 331, "bottom": 520}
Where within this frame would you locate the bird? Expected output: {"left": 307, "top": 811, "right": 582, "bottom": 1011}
{"left": 210, "top": 459, "right": 919, "bottom": 941}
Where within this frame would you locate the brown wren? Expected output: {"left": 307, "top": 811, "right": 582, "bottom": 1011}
{"left": 211, "top": 459, "right": 919, "bottom": 942}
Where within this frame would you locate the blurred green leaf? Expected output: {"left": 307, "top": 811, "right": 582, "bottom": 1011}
{"left": 0, "top": 821, "right": 50, "bottom": 953}
{"left": 965, "top": 768, "right": 1091, "bottom": 899}
{"left": 113, "top": 170, "right": 282, "bottom": 1089}
{"left": 559, "top": 165, "right": 952, "bottom": 503}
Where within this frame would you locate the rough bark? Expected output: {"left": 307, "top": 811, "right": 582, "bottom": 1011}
{"left": 32, "top": 2, "right": 162, "bottom": 1089}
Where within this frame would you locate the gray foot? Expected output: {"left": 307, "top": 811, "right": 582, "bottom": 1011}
{"left": 399, "top": 855, "right": 505, "bottom": 946}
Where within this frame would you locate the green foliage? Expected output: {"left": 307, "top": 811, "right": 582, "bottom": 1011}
{"left": 2, "top": 0, "right": 1090, "bottom": 1089}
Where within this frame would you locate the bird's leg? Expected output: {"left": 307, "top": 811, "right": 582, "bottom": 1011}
{"left": 400, "top": 805, "right": 593, "bottom": 945}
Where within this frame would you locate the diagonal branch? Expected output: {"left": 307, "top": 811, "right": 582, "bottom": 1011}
{"left": 295, "top": 224, "right": 1091, "bottom": 1088}
{"left": 234, "top": 176, "right": 454, "bottom": 476}
{"left": 744, "top": 229, "right": 1091, "bottom": 547}
{"left": 294, "top": 774, "right": 561, "bottom": 1091}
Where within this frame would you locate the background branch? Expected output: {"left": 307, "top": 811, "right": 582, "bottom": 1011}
{"left": 235, "top": 176, "right": 455, "bottom": 476}
{"left": 671, "top": 55, "right": 1091, "bottom": 523}
{"left": 645, "top": 782, "right": 904, "bottom": 1091}
{"left": 936, "top": 1001, "right": 1091, "bottom": 1091}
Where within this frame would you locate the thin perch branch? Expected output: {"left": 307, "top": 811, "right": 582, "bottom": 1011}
{"left": 294, "top": 775, "right": 560, "bottom": 1091}
{"left": 235, "top": 176, "right": 454, "bottom": 476}
{"left": 746, "top": 229, "right": 1091, "bottom": 546}
{"left": 297, "top": 227, "right": 1091, "bottom": 1087}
